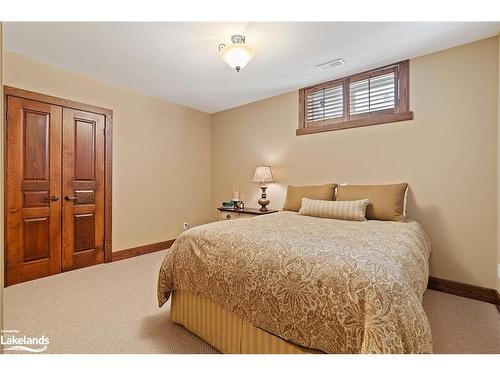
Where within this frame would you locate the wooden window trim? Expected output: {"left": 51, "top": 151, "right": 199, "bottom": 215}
{"left": 304, "top": 77, "right": 345, "bottom": 93}
{"left": 297, "top": 60, "right": 413, "bottom": 136}
{"left": 349, "top": 65, "right": 397, "bottom": 84}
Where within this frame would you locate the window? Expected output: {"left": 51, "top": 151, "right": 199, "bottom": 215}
{"left": 306, "top": 83, "right": 343, "bottom": 123}
{"left": 350, "top": 71, "right": 395, "bottom": 115}
{"left": 297, "top": 60, "right": 412, "bottom": 135}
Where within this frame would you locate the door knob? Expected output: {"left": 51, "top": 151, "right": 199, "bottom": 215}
{"left": 65, "top": 195, "right": 77, "bottom": 201}
{"left": 44, "top": 195, "right": 59, "bottom": 202}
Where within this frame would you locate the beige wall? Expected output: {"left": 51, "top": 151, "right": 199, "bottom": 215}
{"left": 498, "top": 34, "right": 500, "bottom": 292}
{"left": 4, "top": 51, "right": 212, "bottom": 252}
{"left": 2, "top": 36, "right": 499, "bottom": 290}
{"left": 212, "top": 37, "right": 499, "bottom": 289}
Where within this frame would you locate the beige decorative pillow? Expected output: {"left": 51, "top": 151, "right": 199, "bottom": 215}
{"left": 282, "top": 184, "right": 336, "bottom": 212}
{"left": 299, "top": 198, "right": 369, "bottom": 221}
{"left": 336, "top": 183, "right": 408, "bottom": 222}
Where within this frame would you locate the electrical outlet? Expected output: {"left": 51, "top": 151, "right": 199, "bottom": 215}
{"left": 497, "top": 264, "right": 500, "bottom": 280}
{"left": 183, "top": 222, "right": 189, "bottom": 231}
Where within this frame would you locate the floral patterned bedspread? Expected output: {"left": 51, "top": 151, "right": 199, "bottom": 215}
{"left": 158, "top": 211, "right": 432, "bottom": 353}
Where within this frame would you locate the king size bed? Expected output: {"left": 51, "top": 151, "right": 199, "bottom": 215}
{"left": 157, "top": 210, "right": 432, "bottom": 354}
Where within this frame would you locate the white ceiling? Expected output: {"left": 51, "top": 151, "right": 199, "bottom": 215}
{"left": 4, "top": 22, "right": 500, "bottom": 113}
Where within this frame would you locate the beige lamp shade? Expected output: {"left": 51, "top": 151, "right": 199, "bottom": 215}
{"left": 253, "top": 166, "right": 274, "bottom": 184}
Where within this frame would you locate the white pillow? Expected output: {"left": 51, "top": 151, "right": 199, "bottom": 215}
{"left": 403, "top": 185, "right": 409, "bottom": 218}
{"left": 298, "top": 198, "right": 369, "bottom": 221}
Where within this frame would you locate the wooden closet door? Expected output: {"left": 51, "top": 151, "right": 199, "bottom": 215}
{"left": 62, "top": 108, "right": 105, "bottom": 270}
{"left": 5, "top": 96, "right": 62, "bottom": 285}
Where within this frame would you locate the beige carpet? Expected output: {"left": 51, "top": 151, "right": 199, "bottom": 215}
{"left": 3, "top": 250, "right": 499, "bottom": 354}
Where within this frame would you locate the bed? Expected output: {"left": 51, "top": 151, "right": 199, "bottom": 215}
{"left": 157, "top": 211, "right": 432, "bottom": 353}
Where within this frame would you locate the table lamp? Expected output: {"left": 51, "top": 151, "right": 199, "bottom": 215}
{"left": 252, "top": 166, "right": 275, "bottom": 212}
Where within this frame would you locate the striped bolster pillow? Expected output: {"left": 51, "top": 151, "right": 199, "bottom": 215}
{"left": 298, "top": 198, "right": 370, "bottom": 221}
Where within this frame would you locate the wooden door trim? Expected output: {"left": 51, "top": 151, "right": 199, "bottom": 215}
{"left": 4, "top": 86, "right": 113, "bottom": 272}
{"left": 104, "top": 115, "right": 113, "bottom": 262}
{"left": 4, "top": 86, "right": 113, "bottom": 117}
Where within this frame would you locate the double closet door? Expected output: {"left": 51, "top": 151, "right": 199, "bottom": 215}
{"left": 5, "top": 92, "right": 109, "bottom": 286}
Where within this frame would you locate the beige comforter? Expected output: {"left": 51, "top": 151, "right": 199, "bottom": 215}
{"left": 158, "top": 211, "right": 432, "bottom": 353}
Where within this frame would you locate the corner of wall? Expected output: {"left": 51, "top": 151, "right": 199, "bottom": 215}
{"left": 497, "top": 33, "right": 500, "bottom": 293}
{"left": 1, "top": 21, "right": 4, "bottom": 347}
{"left": 209, "top": 111, "right": 218, "bottom": 221}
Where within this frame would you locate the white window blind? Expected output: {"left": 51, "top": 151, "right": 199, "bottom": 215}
{"left": 306, "top": 85, "right": 343, "bottom": 123}
{"left": 349, "top": 72, "right": 396, "bottom": 115}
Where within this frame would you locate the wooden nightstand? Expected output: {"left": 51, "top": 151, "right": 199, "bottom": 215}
{"left": 217, "top": 207, "right": 279, "bottom": 221}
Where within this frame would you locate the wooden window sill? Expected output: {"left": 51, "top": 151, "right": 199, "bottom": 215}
{"left": 296, "top": 111, "right": 413, "bottom": 136}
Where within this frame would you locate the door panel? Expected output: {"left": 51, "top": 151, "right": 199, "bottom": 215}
{"left": 6, "top": 96, "right": 62, "bottom": 285}
{"left": 23, "top": 217, "right": 50, "bottom": 262}
{"left": 74, "top": 214, "right": 96, "bottom": 252}
{"left": 74, "top": 119, "right": 96, "bottom": 180}
{"left": 62, "top": 108, "right": 105, "bottom": 270}
{"left": 23, "top": 110, "right": 50, "bottom": 180}
{"left": 23, "top": 191, "right": 50, "bottom": 208}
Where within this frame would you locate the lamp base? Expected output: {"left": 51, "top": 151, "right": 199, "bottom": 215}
{"left": 258, "top": 186, "right": 270, "bottom": 212}
{"left": 258, "top": 199, "right": 270, "bottom": 212}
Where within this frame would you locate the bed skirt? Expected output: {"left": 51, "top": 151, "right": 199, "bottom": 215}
{"left": 170, "top": 290, "right": 323, "bottom": 354}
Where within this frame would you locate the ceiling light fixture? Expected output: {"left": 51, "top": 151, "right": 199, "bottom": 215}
{"left": 218, "top": 35, "right": 254, "bottom": 73}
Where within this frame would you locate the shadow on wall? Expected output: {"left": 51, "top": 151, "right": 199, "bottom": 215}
{"left": 407, "top": 188, "right": 476, "bottom": 283}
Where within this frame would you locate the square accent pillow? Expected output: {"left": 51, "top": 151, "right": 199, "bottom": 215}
{"left": 336, "top": 183, "right": 408, "bottom": 222}
{"left": 299, "top": 198, "right": 369, "bottom": 221}
{"left": 282, "top": 184, "right": 336, "bottom": 212}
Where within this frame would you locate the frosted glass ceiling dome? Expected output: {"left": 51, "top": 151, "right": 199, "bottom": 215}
{"left": 218, "top": 34, "right": 254, "bottom": 73}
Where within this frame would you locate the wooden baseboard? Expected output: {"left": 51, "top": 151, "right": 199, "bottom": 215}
{"left": 428, "top": 276, "right": 500, "bottom": 308}
{"left": 112, "top": 239, "right": 175, "bottom": 262}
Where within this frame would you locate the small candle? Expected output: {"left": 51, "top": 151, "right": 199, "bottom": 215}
{"left": 232, "top": 190, "right": 240, "bottom": 201}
